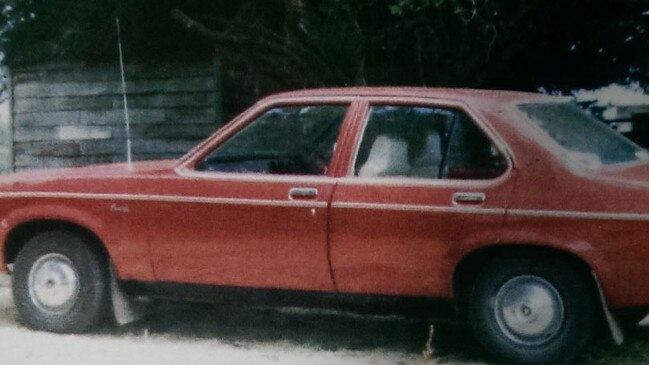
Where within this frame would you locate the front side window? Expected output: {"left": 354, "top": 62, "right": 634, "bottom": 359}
{"left": 519, "top": 103, "right": 649, "bottom": 168}
{"left": 353, "top": 105, "right": 506, "bottom": 180}
{"left": 196, "top": 105, "right": 347, "bottom": 175}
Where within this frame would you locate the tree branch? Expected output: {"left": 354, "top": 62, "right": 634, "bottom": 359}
{"left": 171, "top": 8, "right": 348, "bottom": 85}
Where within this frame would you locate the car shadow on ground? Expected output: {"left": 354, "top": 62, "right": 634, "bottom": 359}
{"left": 4, "top": 280, "right": 649, "bottom": 365}
{"left": 106, "top": 300, "right": 490, "bottom": 363}
{"left": 104, "top": 300, "right": 649, "bottom": 365}
{"left": 577, "top": 325, "right": 649, "bottom": 365}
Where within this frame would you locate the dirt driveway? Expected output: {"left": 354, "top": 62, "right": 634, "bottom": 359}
{"left": 0, "top": 274, "right": 648, "bottom": 364}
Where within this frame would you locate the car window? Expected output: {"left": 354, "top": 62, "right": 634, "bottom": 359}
{"left": 519, "top": 102, "right": 649, "bottom": 168}
{"left": 353, "top": 105, "right": 506, "bottom": 180}
{"left": 196, "top": 105, "right": 348, "bottom": 175}
{"left": 443, "top": 112, "right": 508, "bottom": 179}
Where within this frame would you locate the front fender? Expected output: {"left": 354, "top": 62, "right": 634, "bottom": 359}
{"left": 0, "top": 201, "right": 155, "bottom": 281}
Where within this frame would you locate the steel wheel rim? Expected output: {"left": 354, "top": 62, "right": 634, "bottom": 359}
{"left": 493, "top": 275, "right": 564, "bottom": 346}
{"left": 28, "top": 253, "right": 80, "bottom": 314}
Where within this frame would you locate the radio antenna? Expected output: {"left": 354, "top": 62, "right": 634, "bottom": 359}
{"left": 115, "top": 17, "right": 133, "bottom": 171}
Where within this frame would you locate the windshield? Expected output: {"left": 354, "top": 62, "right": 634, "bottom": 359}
{"left": 518, "top": 103, "right": 649, "bottom": 168}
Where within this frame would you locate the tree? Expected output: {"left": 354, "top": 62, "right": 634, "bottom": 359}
{"left": 0, "top": 1, "right": 29, "bottom": 102}
{"left": 0, "top": 0, "right": 647, "bottom": 94}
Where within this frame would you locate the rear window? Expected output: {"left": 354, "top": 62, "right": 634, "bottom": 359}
{"left": 518, "top": 103, "right": 649, "bottom": 168}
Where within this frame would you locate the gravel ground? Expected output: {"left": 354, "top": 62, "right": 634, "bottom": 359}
{"left": 1, "top": 273, "right": 649, "bottom": 364}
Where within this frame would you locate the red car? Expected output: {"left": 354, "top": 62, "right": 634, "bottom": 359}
{"left": 1, "top": 88, "right": 648, "bottom": 364}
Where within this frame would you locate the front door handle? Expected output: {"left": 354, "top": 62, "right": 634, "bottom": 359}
{"left": 289, "top": 187, "right": 318, "bottom": 199}
{"left": 453, "top": 192, "right": 486, "bottom": 204}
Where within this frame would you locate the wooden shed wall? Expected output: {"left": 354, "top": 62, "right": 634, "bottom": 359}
{"left": 11, "top": 63, "right": 221, "bottom": 171}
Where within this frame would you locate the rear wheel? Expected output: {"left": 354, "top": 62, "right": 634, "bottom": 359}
{"left": 469, "top": 258, "right": 595, "bottom": 365}
{"left": 12, "top": 231, "right": 109, "bottom": 333}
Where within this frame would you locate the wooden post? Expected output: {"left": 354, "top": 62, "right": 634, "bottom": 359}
{"left": 212, "top": 54, "right": 224, "bottom": 126}
{"left": 0, "top": 67, "right": 14, "bottom": 173}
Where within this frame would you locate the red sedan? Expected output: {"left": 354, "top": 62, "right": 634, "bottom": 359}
{"left": 1, "top": 88, "right": 647, "bottom": 364}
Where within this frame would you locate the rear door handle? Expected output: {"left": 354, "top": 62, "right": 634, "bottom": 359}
{"left": 453, "top": 192, "right": 486, "bottom": 204}
{"left": 289, "top": 187, "right": 318, "bottom": 199}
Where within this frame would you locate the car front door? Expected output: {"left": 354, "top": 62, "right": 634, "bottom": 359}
{"left": 329, "top": 100, "right": 516, "bottom": 297}
{"left": 148, "top": 101, "right": 355, "bottom": 291}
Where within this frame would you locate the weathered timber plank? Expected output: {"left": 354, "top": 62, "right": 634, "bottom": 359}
{"left": 15, "top": 108, "right": 217, "bottom": 127}
{"left": 14, "top": 141, "right": 81, "bottom": 157}
{"left": 14, "top": 111, "right": 80, "bottom": 127}
{"left": 15, "top": 123, "right": 214, "bottom": 142}
{"left": 15, "top": 95, "right": 114, "bottom": 113}
{"left": 14, "top": 77, "right": 216, "bottom": 99}
{"left": 14, "top": 126, "right": 113, "bottom": 142}
{"left": 15, "top": 154, "right": 118, "bottom": 170}
{"left": 132, "top": 123, "right": 216, "bottom": 140}
{"left": 13, "top": 63, "right": 213, "bottom": 84}
{"left": 14, "top": 139, "right": 197, "bottom": 158}
{"left": 79, "top": 139, "right": 197, "bottom": 155}
{"left": 14, "top": 92, "right": 215, "bottom": 113}
{"left": 15, "top": 152, "right": 183, "bottom": 171}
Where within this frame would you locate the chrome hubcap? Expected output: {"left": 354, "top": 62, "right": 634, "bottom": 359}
{"left": 494, "top": 275, "right": 564, "bottom": 346}
{"left": 28, "top": 253, "right": 80, "bottom": 313}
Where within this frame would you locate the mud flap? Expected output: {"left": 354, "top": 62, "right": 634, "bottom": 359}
{"left": 592, "top": 271, "right": 624, "bottom": 345}
{"left": 110, "top": 267, "right": 146, "bottom": 325}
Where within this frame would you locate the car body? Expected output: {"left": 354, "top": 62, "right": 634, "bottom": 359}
{"left": 1, "top": 87, "right": 648, "bottom": 364}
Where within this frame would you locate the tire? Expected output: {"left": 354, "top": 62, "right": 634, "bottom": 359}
{"left": 12, "top": 230, "right": 109, "bottom": 333}
{"left": 469, "top": 258, "right": 595, "bottom": 365}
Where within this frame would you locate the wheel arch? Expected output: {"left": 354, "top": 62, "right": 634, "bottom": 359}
{"left": 452, "top": 243, "right": 599, "bottom": 319}
{"left": 4, "top": 219, "right": 110, "bottom": 267}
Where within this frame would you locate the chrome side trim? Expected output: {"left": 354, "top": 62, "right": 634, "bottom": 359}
{"left": 331, "top": 201, "right": 505, "bottom": 215}
{"left": 175, "top": 168, "right": 335, "bottom": 184}
{"left": 508, "top": 208, "right": 649, "bottom": 222}
{"left": 0, "top": 192, "right": 327, "bottom": 209}
{"left": 2, "top": 191, "right": 648, "bottom": 221}
{"left": 335, "top": 176, "right": 503, "bottom": 188}
{"left": 332, "top": 202, "right": 649, "bottom": 221}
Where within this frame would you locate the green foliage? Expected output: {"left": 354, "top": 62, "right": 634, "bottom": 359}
{"left": 0, "top": 0, "right": 647, "bottom": 92}
{"left": 1, "top": 0, "right": 220, "bottom": 66}
{"left": 388, "top": 0, "right": 446, "bottom": 16}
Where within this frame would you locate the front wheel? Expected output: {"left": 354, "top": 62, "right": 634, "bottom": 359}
{"left": 12, "top": 231, "right": 109, "bottom": 333}
{"left": 469, "top": 258, "right": 595, "bottom": 365}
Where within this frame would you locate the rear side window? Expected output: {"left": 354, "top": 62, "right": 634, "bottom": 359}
{"left": 444, "top": 113, "right": 508, "bottom": 179}
{"left": 353, "top": 105, "right": 506, "bottom": 180}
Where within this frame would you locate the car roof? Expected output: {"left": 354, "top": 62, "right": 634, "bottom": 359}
{"left": 267, "top": 87, "right": 563, "bottom": 105}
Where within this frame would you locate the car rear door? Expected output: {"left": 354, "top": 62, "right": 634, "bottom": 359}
{"left": 329, "top": 99, "right": 516, "bottom": 297}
